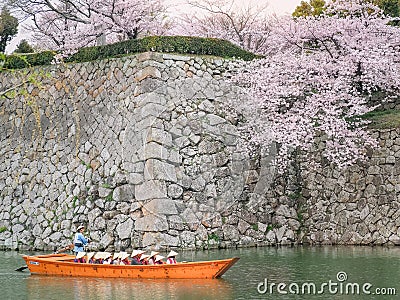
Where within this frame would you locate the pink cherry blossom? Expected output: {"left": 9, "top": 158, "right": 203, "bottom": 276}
{"left": 230, "top": 0, "right": 400, "bottom": 170}
{"left": 25, "top": 0, "right": 169, "bottom": 51}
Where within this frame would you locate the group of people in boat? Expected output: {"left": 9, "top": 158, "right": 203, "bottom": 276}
{"left": 72, "top": 225, "right": 178, "bottom": 265}
{"left": 73, "top": 250, "right": 179, "bottom": 265}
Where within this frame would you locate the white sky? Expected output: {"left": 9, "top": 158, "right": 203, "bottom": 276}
{"left": 165, "top": 0, "right": 302, "bottom": 16}
{"left": 5, "top": 0, "right": 302, "bottom": 53}
{"left": 267, "top": 0, "right": 303, "bottom": 15}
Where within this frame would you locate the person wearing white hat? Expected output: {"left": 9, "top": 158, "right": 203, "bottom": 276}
{"left": 86, "top": 252, "right": 95, "bottom": 264}
{"left": 73, "top": 225, "right": 89, "bottom": 254}
{"left": 166, "top": 251, "right": 178, "bottom": 264}
{"left": 131, "top": 250, "right": 145, "bottom": 265}
{"left": 74, "top": 251, "right": 86, "bottom": 263}
{"left": 148, "top": 251, "right": 159, "bottom": 265}
{"left": 93, "top": 252, "right": 104, "bottom": 264}
{"left": 102, "top": 252, "right": 112, "bottom": 264}
{"left": 120, "top": 252, "right": 130, "bottom": 265}
{"left": 139, "top": 254, "right": 150, "bottom": 265}
{"left": 112, "top": 252, "right": 122, "bottom": 265}
{"left": 154, "top": 255, "right": 165, "bottom": 265}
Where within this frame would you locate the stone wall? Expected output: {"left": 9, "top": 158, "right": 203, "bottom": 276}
{"left": 0, "top": 52, "right": 399, "bottom": 251}
{"left": 301, "top": 129, "right": 400, "bottom": 245}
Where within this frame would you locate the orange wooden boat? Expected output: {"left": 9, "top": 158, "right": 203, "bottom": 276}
{"left": 21, "top": 253, "right": 239, "bottom": 279}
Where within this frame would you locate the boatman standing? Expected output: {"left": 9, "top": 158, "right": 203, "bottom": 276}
{"left": 73, "top": 225, "right": 89, "bottom": 254}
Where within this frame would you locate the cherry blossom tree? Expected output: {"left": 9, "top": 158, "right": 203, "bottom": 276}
{"left": 7, "top": 0, "right": 170, "bottom": 51}
{"left": 230, "top": 0, "right": 400, "bottom": 170}
{"left": 174, "top": 0, "right": 271, "bottom": 53}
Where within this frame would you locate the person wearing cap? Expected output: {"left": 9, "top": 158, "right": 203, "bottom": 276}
{"left": 130, "top": 250, "right": 144, "bottom": 265}
{"left": 154, "top": 255, "right": 165, "bottom": 265}
{"left": 74, "top": 252, "right": 86, "bottom": 263}
{"left": 166, "top": 251, "right": 178, "bottom": 264}
{"left": 73, "top": 225, "right": 89, "bottom": 254}
{"left": 148, "top": 251, "right": 159, "bottom": 265}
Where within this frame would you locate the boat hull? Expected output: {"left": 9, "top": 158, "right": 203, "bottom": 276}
{"left": 22, "top": 254, "right": 239, "bottom": 279}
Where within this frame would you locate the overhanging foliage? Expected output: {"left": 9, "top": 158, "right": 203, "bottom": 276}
{"left": 1, "top": 36, "right": 258, "bottom": 70}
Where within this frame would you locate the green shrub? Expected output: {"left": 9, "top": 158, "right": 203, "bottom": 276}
{"left": 2, "top": 36, "right": 258, "bottom": 71}
{"left": 2, "top": 51, "right": 55, "bottom": 70}
{"left": 66, "top": 36, "right": 259, "bottom": 63}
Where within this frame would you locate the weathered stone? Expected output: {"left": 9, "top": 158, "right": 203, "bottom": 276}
{"left": 168, "top": 215, "right": 186, "bottom": 231}
{"left": 49, "top": 232, "right": 63, "bottom": 242}
{"left": 274, "top": 225, "right": 287, "bottom": 243}
{"left": 181, "top": 208, "right": 200, "bottom": 229}
{"left": 222, "top": 224, "right": 240, "bottom": 241}
{"left": 167, "top": 184, "right": 184, "bottom": 198}
{"left": 93, "top": 216, "right": 106, "bottom": 229}
{"left": 237, "top": 219, "right": 251, "bottom": 234}
{"left": 135, "top": 66, "right": 161, "bottom": 82}
{"left": 258, "top": 222, "right": 268, "bottom": 233}
{"left": 143, "top": 198, "right": 178, "bottom": 215}
{"left": 88, "top": 208, "right": 103, "bottom": 225}
{"left": 12, "top": 224, "right": 24, "bottom": 234}
{"left": 134, "top": 215, "right": 168, "bottom": 232}
{"left": 116, "top": 218, "right": 134, "bottom": 240}
{"left": 99, "top": 233, "right": 114, "bottom": 249}
{"left": 144, "top": 159, "right": 177, "bottom": 182}
{"left": 146, "top": 127, "right": 173, "bottom": 146}
{"left": 113, "top": 184, "right": 135, "bottom": 202}
{"left": 265, "top": 230, "right": 276, "bottom": 243}
{"left": 191, "top": 176, "right": 206, "bottom": 192}
{"left": 389, "top": 235, "right": 400, "bottom": 245}
{"left": 142, "top": 232, "right": 160, "bottom": 248}
{"left": 180, "top": 231, "right": 196, "bottom": 246}
{"left": 135, "top": 180, "right": 167, "bottom": 201}
{"left": 144, "top": 142, "right": 168, "bottom": 160}
{"left": 163, "top": 233, "right": 180, "bottom": 247}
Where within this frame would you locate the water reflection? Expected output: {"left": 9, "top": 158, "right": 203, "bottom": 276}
{"left": 2, "top": 246, "right": 400, "bottom": 300}
{"left": 26, "top": 276, "right": 233, "bottom": 300}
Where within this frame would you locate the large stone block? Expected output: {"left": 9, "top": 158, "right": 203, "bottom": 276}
{"left": 88, "top": 207, "right": 103, "bottom": 225}
{"left": 134, "top": 66, "right": 161, "bottom": 82}
{"left": 163, "top": 233, "right": 180, "bottom": 247}
{"left": 141, "top": 232, "right": 160, "bottom": 247}
{"left": 113, "top": 184, "right": 135, "bottom": 202}
{"left": 140, "top": 103, "right": 166, "bottom": 118}
{"left": 135, "top": 180, "right": 167, "bottom": 201}
{"left": 134, "top": 215, "right": 169, "bottom": 232}
{"left": 116, "top": 218, "right": 134, "bottom": 240}
{"left": 143, "top": 198, "right": 178, "bottom": 216}
{"left": 146, "top": 127, "right": 172, "bottom": 146}
{"left": 137, "top": 52, "right": 163, "bottom": 62}
{"left": 143, "top": 142, "right": 168, "bottom": 160}
{"left": 222, "top": 224, "right": 240, "bottom": 241}
{"left": 99, "top": 233, "right": 114, "bottom": 249}
{"left": 144, "top": 159, "right": 177, "bottom": 182}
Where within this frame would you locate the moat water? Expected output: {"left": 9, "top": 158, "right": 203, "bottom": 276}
{"left": 1, "top": 246, "right": 399, "bottom": 299}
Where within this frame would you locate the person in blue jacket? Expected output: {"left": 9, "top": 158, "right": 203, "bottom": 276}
{"left": 73, "top": 225, "right": 89, "bottom": 254}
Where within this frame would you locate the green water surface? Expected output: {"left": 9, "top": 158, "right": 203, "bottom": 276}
{"left": 1, "top": 246, "right": 399, "bottom": 299}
